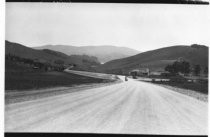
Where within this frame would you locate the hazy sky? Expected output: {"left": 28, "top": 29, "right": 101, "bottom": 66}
{"left": 6, "top": 3, "right": 210, "bottom": 52}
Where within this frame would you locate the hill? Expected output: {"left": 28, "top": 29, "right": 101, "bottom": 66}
{"left": 5, "top": 41, "right": 100, "bottom": 71}
{"left": 96, "top": 44, "right": 209, "bottom": 74}
{"left": 34, "top": 45, "right": 140, "bottom": 63}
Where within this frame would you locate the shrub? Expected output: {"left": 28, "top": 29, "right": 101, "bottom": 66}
{"left": 170, "top": 77, "right": 187, "bottom": 83}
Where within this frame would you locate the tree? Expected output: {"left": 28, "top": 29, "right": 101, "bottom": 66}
{"left": 165, "top": 60, "right": 190, "bottom": 75}
{"left": 194, "top": 65, "right": 201, "bottom": 76}
{"left": 180, "top": 61, "right": 190, "bottom": 74}
{"left": 172, "top": 61, "right": 181, "bottom": 74}
{"left": 165, "top": 64, "right": 176, "bottom": 74}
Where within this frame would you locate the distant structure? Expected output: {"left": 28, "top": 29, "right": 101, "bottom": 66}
{"left": 130, "top": 68, "right": 150, "bottom": 77}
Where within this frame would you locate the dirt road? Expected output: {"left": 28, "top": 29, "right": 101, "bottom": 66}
{"left": 64, "top": 69, "right": 116, "bottom": 80}
{"left": 5, "top": 77, "right": 208, "bottom": 135}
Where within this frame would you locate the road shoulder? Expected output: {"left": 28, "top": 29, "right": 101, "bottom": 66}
{"left": 5, "top": 80, "right": 122, "bottom": 105}
{"left": 153, "top": 84, "right": 208, "bottom": 102}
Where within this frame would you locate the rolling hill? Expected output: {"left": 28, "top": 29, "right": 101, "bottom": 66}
{"left": 34, "top": 45, "right": 140, "bottom": 63}
{"left": 96, "top": 44, "right": 209, "bottom": 74}
{"left": 5, "top": 41, "right": 100, "bottom": 70}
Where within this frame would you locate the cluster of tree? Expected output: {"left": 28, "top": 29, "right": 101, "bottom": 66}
{"left": 165, "top": 60, "right": 208, "bottom": 76}
{"left": 165, "top": 61, "right": 190, "bottom": 74}
{"left": 6, "top": 54, "right": 65, "bottom": 72}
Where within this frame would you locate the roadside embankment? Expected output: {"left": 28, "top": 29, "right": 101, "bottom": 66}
{"left": 6, "top": 69, "right": 122, "bottom": 104}
{"left": 5, "top": 80, "right": 121, "bottom": 104}
{"left": 155, "top": 84, "right": 208, "bottom": 102}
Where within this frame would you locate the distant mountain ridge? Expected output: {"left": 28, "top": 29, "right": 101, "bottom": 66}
{"left": 34, "top": 45, "right": 140, "bottom": 63}
{"left": 5, "top": 41, "right": 100, "bottom": 71}
{"left": 96, "top": 44, "right": 209, "bottom": 74}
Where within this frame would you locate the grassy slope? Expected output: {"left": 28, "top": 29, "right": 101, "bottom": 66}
{"left": 5, "top": 41, "right": 100, "bottom": 70}
{"left": 97, "top": 45, "right": 208, "bottom": 73}
{"left": 5, "top": 60, "right": 109, "bottom": 91}
{"left": 34, "top": 45, "right": 140, "bottom": 63}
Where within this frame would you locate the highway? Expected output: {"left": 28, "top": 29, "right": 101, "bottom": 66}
{"left": 5, "top": 77, "right": 208, "bottom": 135}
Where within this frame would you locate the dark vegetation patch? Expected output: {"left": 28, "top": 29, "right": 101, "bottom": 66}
{"left": 5, "top": 60, "right": 110, "bottom": 91}
{"left": 151, "top": 76, "right": 208, "bottom": 94}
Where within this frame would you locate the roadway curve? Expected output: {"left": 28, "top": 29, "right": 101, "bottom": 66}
{"left": 5, "top": 77, "right": 208, "bottom": 135}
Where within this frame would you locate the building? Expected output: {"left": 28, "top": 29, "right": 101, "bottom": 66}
{"left": 130, "top": 68, "right": 150, "bottom": 77}
{"left": 150, "top": 71, "right": 162, "bottom": 76}
{"left": 151, "top": 70, "right": 171, "bottom": 76}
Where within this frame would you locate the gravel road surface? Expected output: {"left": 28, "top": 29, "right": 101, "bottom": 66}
{"left": 5, "top": 77, "right": 208, "bottom": 135}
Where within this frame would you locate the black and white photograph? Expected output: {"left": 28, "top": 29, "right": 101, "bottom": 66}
{"left": 3, "top": 0, "right": 210, "bottom": 136}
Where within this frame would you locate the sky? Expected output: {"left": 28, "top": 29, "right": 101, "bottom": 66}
{"left": 5, "top": 3, "right": 210, "bottom": 52}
